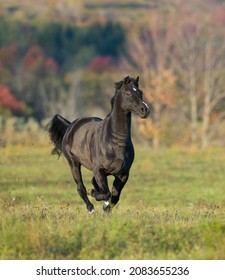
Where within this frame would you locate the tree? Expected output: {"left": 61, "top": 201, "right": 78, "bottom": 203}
{"left": 124, "top": 13, "right": 176, "bottom": 147}
{"left": 137, "top": 69, "right": 177, "bottom": 145}
{"left": 200, "top": 25, "right": 225, "bottom": 148}
{"left": 171, "top": 9, "right": 204, "bottom": 145}
{"left": 171, "top": 7, "right": 225, "bottom": 147}
{"left": 0, "top": 85, "right": 23, "bottom": 115}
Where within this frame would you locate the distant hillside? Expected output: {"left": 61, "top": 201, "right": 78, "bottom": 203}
{"left": 1, "top": 0, "right": 222, "bottom": 25}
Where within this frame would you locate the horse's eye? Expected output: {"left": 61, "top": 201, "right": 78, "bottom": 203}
{"left": 126, "top": 91, "right": 132, "bottom": 96}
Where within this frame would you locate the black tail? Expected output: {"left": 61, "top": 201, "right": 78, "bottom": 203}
{"left": 47, "top": 114, "right": 71, "bottom": 156}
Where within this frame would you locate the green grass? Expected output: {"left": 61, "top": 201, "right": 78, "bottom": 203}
{"left": 0, "top": 144, "right": 224, "bottom": 259}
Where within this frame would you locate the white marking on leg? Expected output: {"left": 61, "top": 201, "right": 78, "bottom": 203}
{"left": 89, "top": 209, "right": 95, "bottom": 214}
{"left": 104, "top": 201, "right": 110, "bottom": 206}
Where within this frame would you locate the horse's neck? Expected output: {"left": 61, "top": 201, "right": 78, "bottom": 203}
{"left": 109, "top": 99, "right": 132, "bottom": 144}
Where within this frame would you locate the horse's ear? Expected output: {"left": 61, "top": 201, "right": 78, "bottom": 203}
{"left": 135, "top": 76, "right": 139, "bottom": 86}
{"left": 124, "top": 76, "right": 130, "bottom": 84}
{"left": 115, "top": 81, "right": 123, "bottom": 90}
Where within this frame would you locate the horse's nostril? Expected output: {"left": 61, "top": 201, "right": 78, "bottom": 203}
{"left": 141, "top": 106, "right": 146, "bottom": 113}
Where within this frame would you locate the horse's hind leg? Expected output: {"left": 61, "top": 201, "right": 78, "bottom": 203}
{"left": 69, "top": 161, "right": 94, "bottom": 212}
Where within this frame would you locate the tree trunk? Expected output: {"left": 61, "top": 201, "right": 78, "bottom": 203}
{"left": 189, "top": 46, "right": 198, "bottom": 145}
{"left": 153, "top": 101, "right": 160, "bottom": 148}
{"left": 201, "top": 41, "right": 212, "bottom": 149}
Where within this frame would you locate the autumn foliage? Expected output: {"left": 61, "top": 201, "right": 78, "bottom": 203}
{"left": 24, "top": 46, "right": 58, "bottom": 73}
{"left": 0, "top": 85, "right": 23, "bottom": 112}
{"left": 88, "top": 55, "right": 112, "bottom": 72}
{"left": 0, "top": 0, "right": 225, "bottom": 147}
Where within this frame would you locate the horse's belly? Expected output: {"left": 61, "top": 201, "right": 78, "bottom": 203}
{"left": 67, "top": 119, "right": 101, "bottom": 170}
{"left": 73, "top": 145, "right": 93, "bottom": 170}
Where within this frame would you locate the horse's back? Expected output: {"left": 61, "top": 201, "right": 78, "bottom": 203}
{"left": 65, "top": 117, "right": 102, "bottom": 144}
{"left": 72, "top": 116, "right": 101, "bottom": 129}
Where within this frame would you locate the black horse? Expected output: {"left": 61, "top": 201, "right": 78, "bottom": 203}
{"left": 47, "top": 76, "right": 150, "bottom": 212}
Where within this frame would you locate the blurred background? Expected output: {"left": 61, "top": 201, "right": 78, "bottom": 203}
{"left": 0, "top": 0, "right": 225, "bottom": 148}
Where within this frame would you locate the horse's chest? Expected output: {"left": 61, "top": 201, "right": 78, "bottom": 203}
{"left": 106, "top": 149, "right": 134, "bottom": 175}
{"left": 108, "top": 158, "right": 124, "bottom": 174}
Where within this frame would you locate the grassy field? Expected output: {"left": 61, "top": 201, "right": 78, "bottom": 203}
{"left": 0, "top": 144, "right": 224, "bottom": 260}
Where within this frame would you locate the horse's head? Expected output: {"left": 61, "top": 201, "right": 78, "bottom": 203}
{"left": 115, "top": 76, "right": 150, "bottom": 118}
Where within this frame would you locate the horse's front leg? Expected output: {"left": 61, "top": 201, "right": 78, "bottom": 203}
{"left": 90, "top": 169, "right": 111, "bottom": 201}
{"left": 90, "top": 177, "right": 100, "bottom": 193}
{"left": 103, "top": 174, "right": 129, "bottom": 212}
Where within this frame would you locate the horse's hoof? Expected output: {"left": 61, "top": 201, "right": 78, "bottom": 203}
{"left": 103, "top": 201, "right": 111, "bottom": 212}
{"left": 89, "top": 209, "right": 95, "bottom": 214}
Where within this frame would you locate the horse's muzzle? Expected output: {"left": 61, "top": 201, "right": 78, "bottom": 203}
{"left": 139, "top": 102, "right": 150, "bottom": 118}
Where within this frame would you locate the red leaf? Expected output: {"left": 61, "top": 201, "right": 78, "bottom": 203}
{"left": 0, "top": 85, "right": 23, "bottom": 111}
